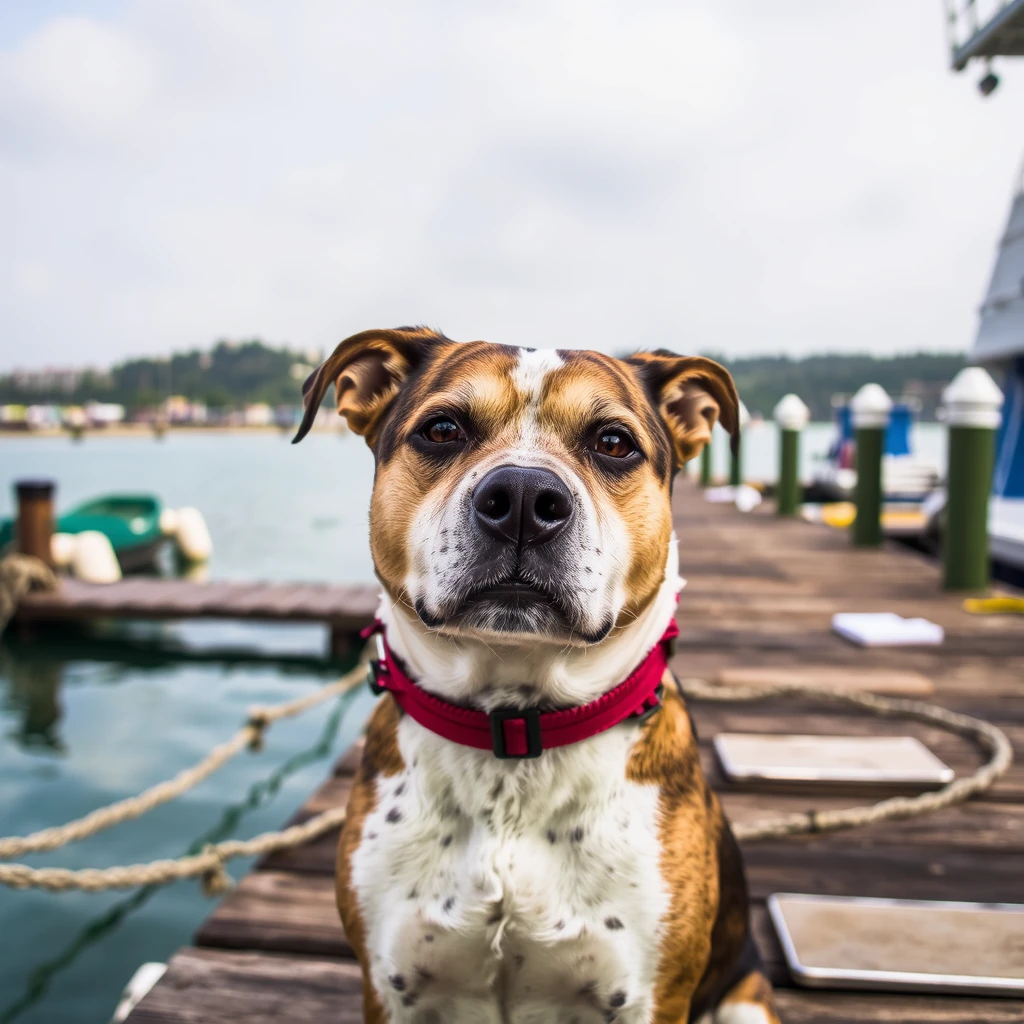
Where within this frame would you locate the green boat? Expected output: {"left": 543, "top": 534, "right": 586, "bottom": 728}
{"left": 0, "top": 494, "right": 166, "bottom": 572}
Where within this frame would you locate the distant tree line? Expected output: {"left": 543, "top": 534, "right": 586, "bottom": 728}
{"left": 0, "top": 340, "right": 315, "bottom": 410}
{"left": 711, "top": 351, "right": 967, "bottom": 421}
{"left": 0, "top": 340, "right": 967, "bottom": 421}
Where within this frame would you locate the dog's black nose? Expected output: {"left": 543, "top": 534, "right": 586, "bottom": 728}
{"left": 472, "top": 466, "right": 573, "bottom": 546}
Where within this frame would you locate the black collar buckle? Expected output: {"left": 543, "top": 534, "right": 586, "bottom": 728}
{"left": 490, "top": 707, "right": 543, "bottom": 759}
{"left": 366, "top": 634, "right": 388, "bottom": 696}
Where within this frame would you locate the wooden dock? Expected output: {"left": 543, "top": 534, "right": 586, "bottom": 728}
{"left": 123, "top": 477, "right": 1024, "bottom": 1023}
{"left": 14, "top": 578, "right": 379, "bottom": 653}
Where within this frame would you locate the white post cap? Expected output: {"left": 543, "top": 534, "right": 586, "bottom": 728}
{"left": 850, "top": 383, "right": 892, "bottom": 429}
{"left": 738, "top": 400, "right": 751, "bottom": 429}
{"left": 773, "top": 393, "right": 810, "bottom": 431}
{"left": 940, "top": 366, "right": 1004, "bottom": 429}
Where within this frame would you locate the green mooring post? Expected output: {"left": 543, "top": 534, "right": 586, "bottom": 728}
{"left": 700, "top": 442, "right": 712, "bottom": 486}
{"left": 729, "top": 401, "right": 750, "bottom": 487}
{"left": 850, "top": 383, "right": 892, "bottom": 547}
{"left": 941, "top": 367, "right": 1004, "bottom": 590}
{"left": 773, "top": 394, "right": 810, "bottom": 516}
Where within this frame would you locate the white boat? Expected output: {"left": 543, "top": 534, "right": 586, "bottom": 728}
{"left": 972, "top": 171, "right": 1024, "bottom": 575}
{"left": 810, "top": 397, "right": 941, "bottom": 505}
{"left": 944, "top": 0, "right": 1024, "bottom": 578}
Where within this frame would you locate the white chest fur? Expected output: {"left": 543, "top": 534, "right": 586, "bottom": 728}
{"left": 349, "top": 717, "right": 670, "bottom": 1024}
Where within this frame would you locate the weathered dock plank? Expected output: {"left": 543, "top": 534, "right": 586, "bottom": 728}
{"left": 194, "top": 871, "right": 350, "bottom": 957}
{"left": 126, "top": 948, "right": 364, "bottom": 1024}
{"left": 14, "top": 577, "right": 378, "bottom": 630}
{"left": 125, "top": 478, "right": 1024, "bottom": 1023}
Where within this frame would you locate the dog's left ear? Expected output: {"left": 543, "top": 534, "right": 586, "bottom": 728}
{"left": 292, "top": 327, "right": 441, "bottom": 445}
{"left": 626, "top": 350, "right": 740, "bottom": 465}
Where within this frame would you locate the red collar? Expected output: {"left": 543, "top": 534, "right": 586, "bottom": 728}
{"left": 360, "top": 616, "right": 679, "bottom": 759}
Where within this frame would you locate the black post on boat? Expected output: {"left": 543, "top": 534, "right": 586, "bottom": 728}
{"left": 15, "top": 479, "right": 56, "bottom": 567}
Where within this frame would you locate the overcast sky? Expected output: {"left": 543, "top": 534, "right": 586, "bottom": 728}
{"left": 1, "top": 0, "right": 1022, "bottom": 370}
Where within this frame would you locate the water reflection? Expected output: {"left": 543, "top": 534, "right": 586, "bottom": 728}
{"left": 0, "top": 621, "right": 349, "bottom": 760}
{"left": 0, "top": 687, "right": 356, "bottom": 1023}
{"left": 1, "top": 646, "right": 66, "bottom": 753}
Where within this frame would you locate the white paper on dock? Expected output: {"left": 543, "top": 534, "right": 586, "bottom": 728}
{"left": 831, "top": 612, "right": 944, "bottom": 647}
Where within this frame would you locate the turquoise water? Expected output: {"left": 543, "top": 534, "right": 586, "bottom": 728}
{"left": 0, "top": 434, "right": 379, "bottom": 1024}
{"left": 0, "top": 424, "right": 948, "bottom": 1023}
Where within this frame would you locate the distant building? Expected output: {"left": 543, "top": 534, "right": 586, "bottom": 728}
{"left": 60, "top": 406, "right": 86, "bottom": 429}
{"left": 275, "top": 405, "right": 300, "bottom": 428}
{"left": 0, "top": 405, "right": 27, "bottom": 428}
{"left": 162, "top": 395, "right": 208, "bottom": 424}
{"left": 85, "top": 402, "right": 126, "bottom": 426}
{"left": 243, "top": 403, "right": 273, "bottom": 427}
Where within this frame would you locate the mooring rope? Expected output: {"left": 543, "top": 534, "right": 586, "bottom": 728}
{"left": 0, "top": 658, "right": 369, "bottom": 895}
{"left": 0, "top": 552, "right": 57, "bottom": 634}
{"left": 0, "top": 664, "right": 367, "bottom": 861}
{"left": 0, "top": 648, "right": 1013, "bottom": 894}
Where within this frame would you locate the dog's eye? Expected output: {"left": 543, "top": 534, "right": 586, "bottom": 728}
{"left": 593, "top": 430, "right": 636, "bottom": 459}
{"left": 422, "top": 417, "right": 463, "bottom": 444}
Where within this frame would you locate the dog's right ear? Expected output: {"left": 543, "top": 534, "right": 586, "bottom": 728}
{"left": 625, "top": 350, "right": 740, "bottom": 466}
{"left": 292, "top": 327, "right": 441, "bottom": 445}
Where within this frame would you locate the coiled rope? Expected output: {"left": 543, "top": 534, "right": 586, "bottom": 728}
{"left": 678, "top": 677, "right": 1014, "bottom": 842}
{"left": 0, "top": 552, "right": 57, "bottom": 633}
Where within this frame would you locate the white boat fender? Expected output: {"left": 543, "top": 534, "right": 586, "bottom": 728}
{"left": 158, "top": 508, "right": 180, "bottom": 536}
{"left": 704, "top": 485, "right": 737, "bottom": 504}
{"left": 110, "top": 962, "right": 167, "bottom": 1023}
{"left": 734, "top": 484, "right": 763, "bottom": 513}
{"left": 50, "top": 532, "right": 77, "bottom": 569}
{"left": 173, "top": 507, "right": 213, "bottom": 562}
{"left": 71, "top": 531, "right": 122, "bottom": 584}
{"left": 180, "top": 559, "right": 210, "bottom": 583}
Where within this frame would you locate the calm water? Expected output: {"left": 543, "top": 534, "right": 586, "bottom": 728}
{"left": 0, "top": 423, "right": 947, "bottom": 1023}
{"left": 0, "top": 433, "right": 379, "bottom": 1024}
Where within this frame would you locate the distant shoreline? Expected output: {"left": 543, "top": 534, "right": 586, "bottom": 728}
{"left": 0, "top": 424, "right": 348, "bottom": 440}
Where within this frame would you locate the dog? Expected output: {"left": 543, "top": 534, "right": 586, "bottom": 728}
{"left": 293, "top": 327, "right": 779, "bottom": 1024}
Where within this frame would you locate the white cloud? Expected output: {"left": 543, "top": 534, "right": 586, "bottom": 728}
{"left": 0, "top": 0, "right": 1022, "bottom": 369}
{"left": 0, "top": 15, "right": 157, "bottom": 150}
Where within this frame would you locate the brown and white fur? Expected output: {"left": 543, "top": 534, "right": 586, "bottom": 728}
{"left": 294, "top": 328, "right": 780, "bottom": 1024}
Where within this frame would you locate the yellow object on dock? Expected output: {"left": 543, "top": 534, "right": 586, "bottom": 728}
{"left": 805, "top": 503, "right": 928, "bottom": 536}
{"left": 963, "top": 596, "right": 1024, "bottom": 615}
{"left": 820, "top": 502, "right": 856, "bottom": 528}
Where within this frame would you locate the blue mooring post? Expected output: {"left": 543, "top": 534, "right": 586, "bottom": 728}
{"left": 773, "top": 394, "right": 810, "bottom": 517}
{"left": 940, "top": 367, "right": 1004, "bottom": 590}
{"left": 849, "top": 383, "right": 892, "bottom": 547}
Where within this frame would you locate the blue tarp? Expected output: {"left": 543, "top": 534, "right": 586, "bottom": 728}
{"left": 828, "top": 402, "right": 914, "bottom": 460}
{"left": 994, "top": 357, "right": 1024, "bottom": 500}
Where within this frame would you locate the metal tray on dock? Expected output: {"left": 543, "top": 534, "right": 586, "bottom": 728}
{"left": 769, "top": 893, "right": 1024, "bottom": 996}
{"left": 713, "top": 734, "right": 954, "bottom": 788}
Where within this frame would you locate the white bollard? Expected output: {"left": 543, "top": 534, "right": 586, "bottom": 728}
{"left": 850, "top": 383, "right": 893, "bottom": 547}
{"left": 773, "top": 394, "right": 811, "bottom": 517}
{"left": 173, "top": 507, "right": 213, "bottom": 562}
{"left": 71, "top": 531, "right": 122, "bottom": 583}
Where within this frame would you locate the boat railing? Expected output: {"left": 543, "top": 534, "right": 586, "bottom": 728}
{"left": 945, "top": 0, "right": 1024, "bottom": 69}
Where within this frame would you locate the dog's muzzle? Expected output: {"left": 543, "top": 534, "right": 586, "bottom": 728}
{"left": 471, "top": 465, "right": 574, "bottom": 548}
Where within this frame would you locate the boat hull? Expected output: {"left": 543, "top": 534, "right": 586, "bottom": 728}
{"left": 0, "top": 494, "right": 166, "bottom": 572}
{"left": 990, "top": 497, "right": 1024, "bottom": 573}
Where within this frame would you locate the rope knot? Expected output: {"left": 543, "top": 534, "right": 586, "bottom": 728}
{"left": 246, "top": 707, "right": 272, "bottom": 752}
{"left": 200, "top": 845, "right": 234, "bottom": 898}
